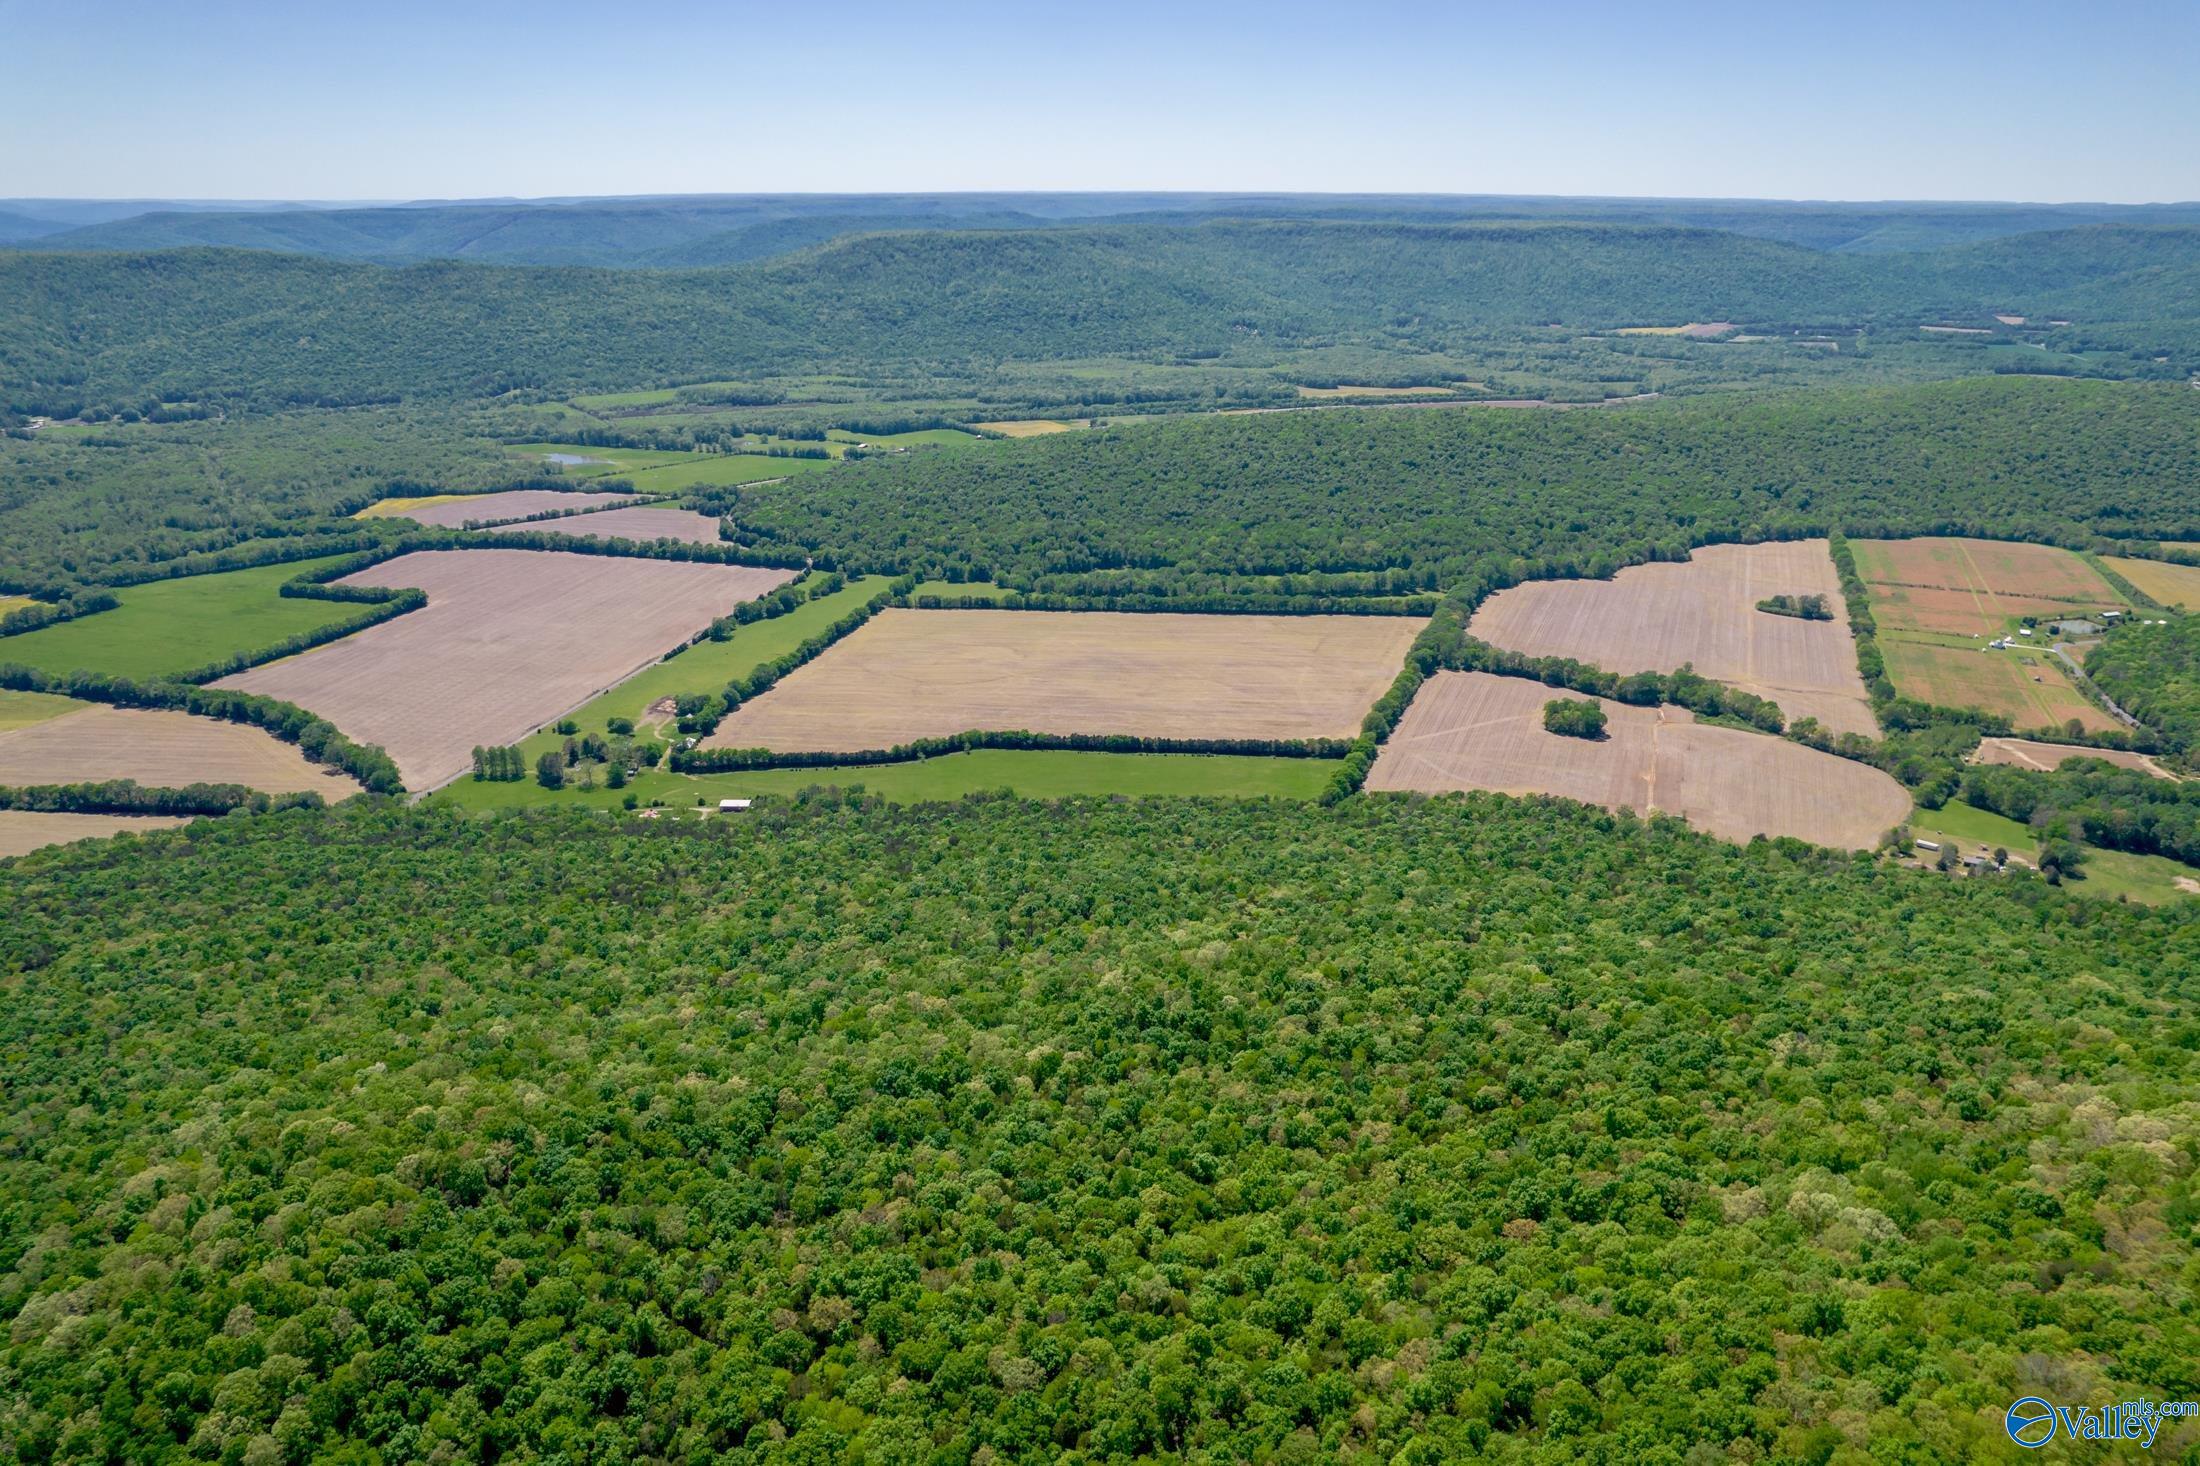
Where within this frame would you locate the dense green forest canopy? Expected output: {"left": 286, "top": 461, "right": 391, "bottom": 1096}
{"left": 2, "top": 797, "right": 2195, "bottom": 1462}
{"left": 2087, "top": 618, "right": 2200, "bottom": 762}
{"left": 735, "top": 378, "right": 2200, "bottom": 585}
{"left": 8, "top": 221, "right": 2200, "bottom": 413}
{"left": 0, "top": 408, "right": 518, "bottom": 590}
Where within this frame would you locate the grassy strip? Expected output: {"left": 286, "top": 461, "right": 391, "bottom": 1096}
{"left": 509, "top": 578, "right": 893, "bottom": 757}
{"left": 433, "top": 750, "right": 1333, "bottom": 810}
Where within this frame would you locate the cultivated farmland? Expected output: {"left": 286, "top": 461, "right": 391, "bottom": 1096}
{"left": 1468, "top": 540, "right": 1877, "bottom": 736}
{"left": 1367, "top": 671, "right": 1910, "bottom": 849}
{"left": 0, "top": 707, "right": 361, "bottom": 794}
{"left": 475, "top": 505, "right": 725, "bottom": 545}
{"left": 396, "top": 489, "right": 641, "bottom": 528}
{"left": 2104, "top": 555, "right": 2200, "bottom": 610}
{"left": 216, "top": 550, "right": 797, "bottom": 789}
{"left": 1877, "top": 633, "right": 2118, "bottom": 733}
{"left": 706, "top": 608, "right": 1424, "bottom": 752}
{"left": 1971, "top": 736, "right": 2177, "bottom": 780}
{"left": 1853, "top": 537, "right": 2125, "bottom": 636}
{"left": 0, "top": 811, "right": 189, "bottom": 860}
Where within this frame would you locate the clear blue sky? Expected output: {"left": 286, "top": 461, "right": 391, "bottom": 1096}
{"left": 5, "top": 0, "right": 2196, "bottom": 203}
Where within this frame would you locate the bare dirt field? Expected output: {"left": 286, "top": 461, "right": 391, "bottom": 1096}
{"left": 2105, "top": 555, "right": 2200, "bottom": 611}
{"left": 1854, "top": 538, "right": 2125, "bottom": 636}
{"left": 397, "top": 490, "right": 640, "bottom": 528}
{"left": 705, "top": 608, "right": 1425, "bottom": 753}
{"left": 1877, "top": 635, "right": 2117, "bottom": 733}
{"left": 0, "top": 811, "right": 189, "bottom": 859}
{"left": 217, "top": 549, "right": 797, "bottom": 790}
{"left": 1467, "top": 540, "right": 1877, "bottom": 737}
{"left": 1366, "top": 672, "right": 1911, "bottom": 849}
{"left": 1971, "top": 736, "right": 2177, "bottom": 780}
{"left": 473, "top": 505, "right": 725, "bottom": 545}
{"left": 0, "top": 708, "right": 360, "bottom": 795}
{"left": 971, "top": 419, "right": 1081, "bottom": 437}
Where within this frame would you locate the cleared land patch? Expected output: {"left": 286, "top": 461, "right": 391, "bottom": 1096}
{"left": 0, "top": 707, "right": 360, "bottom": 795}
{"left": 397, "top": 490, "right": 640, "bottom": 528}
{"left": 2104, "top": 555, "right": 2200, "bottom": 610}
{"left": 1970, "top": 736, "right": 2176, "bottom": 779}
{"left": 1468, "top": 540, "right": 1877, "bottom": 737}
{"left": 0, "top": 811, "right": 189, "bottom": 860}
{"left": 620, "top": 456, "right": 830, "bottom": 492}
{"left": 217, "top": 550, "right": 797, "bottom": 790}
{"left": 1877, "top": 634, "right": 2116, "bottom": 733}
{"left": 476, "top": 505, "right": 725, "bottom": 545}
{"left": 0, "top": 556, "right": 369, "bottom": 681}
{"left": 1854, "top": 537, "right": 2125, "bottom": 636}
{"left": 972, "top": 419, "right": 1080, "bottom": 437}
{"left": 706, "top": 608, "right": 1425, "bottom": 753}
{"left": 354, "top": 493, "right": 484, "bottom": 520}
{"left": 1294, "top": 384, "right": 1460, "bottom": 399}
{"left": 1367, "top": 671, "right": 1910, "bottom": 849}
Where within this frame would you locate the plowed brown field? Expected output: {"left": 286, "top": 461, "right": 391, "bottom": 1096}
{"left": 0, "top": 708, "right": 359, "bottom": 795}
{"left": 217, "top": 550, "right": 796, "bottom": 790}
{"left": 1367, "top": 672, "right": 1910, "bottom": 849}
{"left": 476, "top": 506, "right": 724, "bottom": 545}
{"left": 705, "top": 608, "right": 1425, "bottom": 753}
{"left": 0, "top": 811, "right": 189, "bottom": 859}
{"left": 1467, "top": 540, "right": 1877, "bottom": 737}
{"left": 399, "top": 490, "right": 639, "bottom": 528}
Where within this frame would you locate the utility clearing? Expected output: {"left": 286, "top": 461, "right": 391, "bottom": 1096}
{"left": 1368, "top": 671, "right": 1910, "bottom": 849}
{"left": 216, "top": 550, "right": 796, "bottom": 790}
{"left": 706, "top": 608, "right": 1425, "bottom": 752}
{"left": 1468, "top": 540, "right": 1877, "bottom": 737}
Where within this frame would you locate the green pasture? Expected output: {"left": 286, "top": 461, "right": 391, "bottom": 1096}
{"left": 1909, "top": 799, "right": 2198, "bottom": 905}
{"left": 0, "top": 555, "right": 373, "bottom": 681}
{"left": 432, "top": 748, "right": 1334, "bottom": 812}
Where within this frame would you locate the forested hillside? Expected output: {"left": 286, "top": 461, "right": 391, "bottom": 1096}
{"left": 3, "top": 797, "right": 2195, "bottom": 1461}
{"left": 8, "top": 222, "right": 2200, "bottom": 414}
{"left": 736, "top": 378, "right": 2200, "bottom": 585}
{"left": 0, "top": 409, "right": 517, "bottom": 590}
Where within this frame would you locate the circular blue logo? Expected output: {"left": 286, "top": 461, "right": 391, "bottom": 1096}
{"left": 2005, "top": 1397, "right": 2058, "bottom": 1448}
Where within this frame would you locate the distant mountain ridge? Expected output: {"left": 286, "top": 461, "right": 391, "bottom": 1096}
{"left": 6, "top": 218, "right": 2200, "bottom": 413}
{"left": 14, "top": 192, "right": 2200, "bottom": 266}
